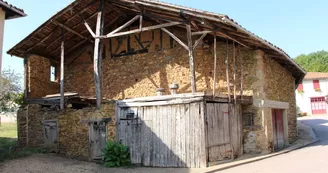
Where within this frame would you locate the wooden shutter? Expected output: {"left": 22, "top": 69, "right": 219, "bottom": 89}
{"left": 313, "top": 80, "right": 320, "bottom": 90}
{"left": 297, "top": 83, "right": 303, "bottom": 91}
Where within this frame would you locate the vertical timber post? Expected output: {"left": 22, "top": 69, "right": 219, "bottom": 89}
{"left": 233, "top": 41, "right": 237, "bottom": 105}
{"left": 93, "top": 0, "right": 104, "bottom": 109}
{"left": 186, "top": 24, "right": 197, "bottom": 93}
{"left": 24, "top": 54, "right": 29, "bottom": 100}
{"left": 60, "top": 27, "right": 65, "bottom": 110}
{"left": 226, "top": 40, "right": 231, "bottom": 102}
{"left": 213, "top": 35, "right": 217, "bottom": 97}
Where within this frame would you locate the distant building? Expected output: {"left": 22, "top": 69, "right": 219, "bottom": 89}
{"left": 0, "top": 1, "right": 26, "bottom": 76}
{"left": 296, "top": 72, "right": 328, "bottom": 115}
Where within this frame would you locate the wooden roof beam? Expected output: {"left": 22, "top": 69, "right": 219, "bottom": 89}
{"left": 52, "top": 20, "right": 93, "bottom": 43}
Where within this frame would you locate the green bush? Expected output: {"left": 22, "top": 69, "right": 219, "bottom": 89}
{"left": 102, "top": 141, "right": 131, "bottom": 167}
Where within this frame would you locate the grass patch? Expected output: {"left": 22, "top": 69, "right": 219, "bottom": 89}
{"left": 0, "top": 123, "right": 48, "bottom": 162}
{"left": 0, "top": 123, "right": 17, "bottom": 138}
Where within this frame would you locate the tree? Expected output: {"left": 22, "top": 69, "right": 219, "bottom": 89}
{"left": 294, "top": 51, "right": 328, "bottom": 72}
{"left": 0, "top": 69, "right": 23, "bottom": 112}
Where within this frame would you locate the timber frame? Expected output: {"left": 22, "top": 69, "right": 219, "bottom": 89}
{"left": 8, "top": 0, "right": 306, "bottom": 110}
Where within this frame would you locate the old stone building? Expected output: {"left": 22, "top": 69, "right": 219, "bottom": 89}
{"left": 8, "top": 0, "right": 305, "bottom": 168}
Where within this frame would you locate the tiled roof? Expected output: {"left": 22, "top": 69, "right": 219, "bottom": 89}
{"left": 304, "top": 72, "right": 328, "bottom": 80}
{"left": 0, "top": 0, "right": 26, "bottom": 19}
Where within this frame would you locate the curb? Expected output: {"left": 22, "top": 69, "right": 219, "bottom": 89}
{"left": 203, "top": 122, "right": 318, "bottom": 173}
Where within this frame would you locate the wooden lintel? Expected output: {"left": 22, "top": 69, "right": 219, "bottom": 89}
{"left": 106, "top": 15, "right": 140, "bottom": 37}
{"left": 99, "top": 21, "right": 181, "bottom": 39}
{"left": 193, "top": 33, "right": 207, "bottom": 50}
{"left": 161, "top": 28, "right": 188, "bottom": 50}
{"left": 52, "top": 20, "right": 93, "bottom": 43}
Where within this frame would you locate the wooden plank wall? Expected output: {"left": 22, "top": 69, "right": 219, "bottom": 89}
{"left": 205, "top": 103, "right": 242, "bottom": 162}
{"left": 116, "top": 101, "right": 207, "bottom": 168}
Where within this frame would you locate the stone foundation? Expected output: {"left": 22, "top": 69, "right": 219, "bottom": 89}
{"left": 17, "top": 103, "right": 116, "bottom": 159}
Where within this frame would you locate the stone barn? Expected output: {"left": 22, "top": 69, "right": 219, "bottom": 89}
{"left": 8, "top": 0, "right": 306, "bottom": 168}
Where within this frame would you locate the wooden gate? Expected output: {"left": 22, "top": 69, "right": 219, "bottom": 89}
{"left": 43, "top": 120, "right": 58, "bottom": 152}
{"left": 116, "top": 101, "right": 207, "bottom": 168}
{"left": 205, "top": 103, "right": 242, "bottom": 162}
{"left": 272, "top": 109, "right": 285, "bottom": 150}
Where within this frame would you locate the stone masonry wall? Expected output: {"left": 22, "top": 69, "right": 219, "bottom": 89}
{"left": 65, "top": 38, "right": 255, "bottom": 99}
{"left": 16, "top": 103, "right": 116, "bottom": 159}
{"left": 264, "top": 55, "right": 297, "bottom": 143}
{"left": 28, "top": 55, "right": 60, "bottom": 98}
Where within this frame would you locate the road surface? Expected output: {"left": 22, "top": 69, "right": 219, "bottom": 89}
{"left": 215, "top": 115, "right": 328, "bottom": 173}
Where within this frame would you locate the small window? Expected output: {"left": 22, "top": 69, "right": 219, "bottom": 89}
{"left": 50, "top": 66, "right": 56, "bottom": 82}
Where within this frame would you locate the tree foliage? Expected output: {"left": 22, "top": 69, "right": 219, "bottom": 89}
{"left": 294, "top": 51, "right": 328, "bottom": 72}
{"left": 0, "top": 69, "right": 23, "bottom": 112}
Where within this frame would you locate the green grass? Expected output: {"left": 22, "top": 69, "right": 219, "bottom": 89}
{"left": 0, "top": 123, "right": 48, "bottom": 162}
{"left": 0, "top": 123, "right": 18, "bottom": 138}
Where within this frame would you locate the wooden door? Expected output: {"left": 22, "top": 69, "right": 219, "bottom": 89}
{"left": 206, "top": 103, "right": 232, "bottom": 162}
{"left": 272, "top": 109, "right": 285, "bottom": 150}
{"left": 117, "top": 107, "right": 142, "bottom": 164}
{"left": 89, "top": 121, "right": 108, "bottom": 160}
{"left": 43, "top": 120, "right": 58, "bottom": 152}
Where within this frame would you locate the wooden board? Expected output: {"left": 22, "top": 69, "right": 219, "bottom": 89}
{"left": 116, "top": 100, "right": 207, "bottom": 168}
{"left": 205, "top": 103, "right": 242, "bottom": 162}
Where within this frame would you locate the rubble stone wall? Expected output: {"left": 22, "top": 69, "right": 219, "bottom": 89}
{"left": 16, "top": 103, "right": 116, "bottom": 159}
{"left": 27, "top": 55, "right": 60, "bottom": 98}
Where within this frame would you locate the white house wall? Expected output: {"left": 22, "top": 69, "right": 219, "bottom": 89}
{"left": 295, "top": 79, "right": 328, "bottom": 114}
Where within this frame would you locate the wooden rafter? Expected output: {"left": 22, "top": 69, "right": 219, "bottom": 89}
{"left": 52, "top": 20, "right": 93, "bottom": 43}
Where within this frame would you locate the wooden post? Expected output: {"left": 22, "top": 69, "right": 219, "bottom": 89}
{"left": 226, "top": 40, "right": 231, "bottom": 102}
{"left": 60, "top": 28, "right": 65, "bottom": 110}
{"left": 213, "top": 35, "right": 217, "bottom": 97}
{"left": 233, "top": 41, "right": 237, "bottom": 105}
{"left": 24, "top": 55, "right": 29, "bottom": 100}
{"left": 186, "top": 24, "right": 197, "bottom": 93}
{"left": 93, "top": 0, "right": 104, "bottom": 109}
{"left": 239, "top": 45, "right": 244, "bottom": 101}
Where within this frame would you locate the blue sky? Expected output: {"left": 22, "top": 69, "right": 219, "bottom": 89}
{"left": 3, "top": 0, "right": 328, "bottom": 76}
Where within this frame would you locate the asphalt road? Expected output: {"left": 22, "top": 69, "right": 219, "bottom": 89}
{"left": 216, "top": 115, "right": 328, "bottom": 173}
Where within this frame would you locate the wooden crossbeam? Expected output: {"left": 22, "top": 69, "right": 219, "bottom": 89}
{"left": 193, "top": 33, "right": 207, "bottom": 50}
{"left": 82, "top": 17, "right": 96, "bottom": 37}
{"left": 161, "top": 28, "right": 188, "bottom": 50}
{"left": 192, "top": 30, "right": 212, "bottom": 36}
{"left": 98, "top": 21, "right": 181, "bottom": 39}
{"left": 52, "top": 20, "right": 93, "bottom": 43}
{"left": 106, "top": 15, "right": 140, "bottom": 37}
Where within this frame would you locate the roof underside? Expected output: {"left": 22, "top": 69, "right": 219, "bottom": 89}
{"left": 0, "top": 0, "right": 26, "bottom": 19}
{"left": 7, "top": 0, "right": 306, "bottom": 83}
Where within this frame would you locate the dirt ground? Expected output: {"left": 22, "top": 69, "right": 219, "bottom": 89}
{"left": 0, "top": 154, "right": 195, "bottom": 173}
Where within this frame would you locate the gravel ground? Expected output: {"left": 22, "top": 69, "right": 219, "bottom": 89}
{"left": 0, "top": 154, "right": 194, "bottom": 173}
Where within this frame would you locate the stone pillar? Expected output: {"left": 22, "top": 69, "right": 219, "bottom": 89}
{"left": 243, "top": 49, "right": 272, "bottom": 154}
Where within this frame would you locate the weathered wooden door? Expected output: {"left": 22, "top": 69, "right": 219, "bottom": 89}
{"left": 89, "top": 121, "right": 108, "bottom": 160}
{"left": 117, "top": 107, "right": 142, "bottom": 164}
{"left": 272, "top": 109, "right": 285, "bottom": 150}
{"left": 206, "top": 103, "right": 232, "bottom": 162}
{"left": 43, "top": 120, "right": 58, "bottom": 152}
